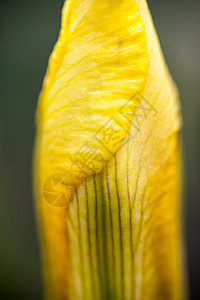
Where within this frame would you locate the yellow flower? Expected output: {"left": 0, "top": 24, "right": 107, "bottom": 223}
{"left": 34, "top": 0, "right": 187, "bottom": 299}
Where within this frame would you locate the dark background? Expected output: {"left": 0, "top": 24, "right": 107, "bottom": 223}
{"left": 0, "top": 0, "right": 199, "bottom": 299}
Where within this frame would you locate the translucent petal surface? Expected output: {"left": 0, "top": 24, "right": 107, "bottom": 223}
{"left": 36, "top": 0, "right": 149, "bottom": 201}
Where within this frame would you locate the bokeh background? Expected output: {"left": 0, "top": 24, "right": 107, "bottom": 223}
{"left": 0, "top": 0, "right": 199, "bottom": 299}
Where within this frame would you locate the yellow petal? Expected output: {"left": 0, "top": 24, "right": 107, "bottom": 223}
{"left": 34, "top": 0, "right": 187, "bottom": 299}
{"left": 36, "top": 0, "right": 149, "bottom": 201}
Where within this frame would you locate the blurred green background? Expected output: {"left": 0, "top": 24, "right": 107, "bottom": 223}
{"left": 0, "top": 0, "right": 199, "bottom": 299}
